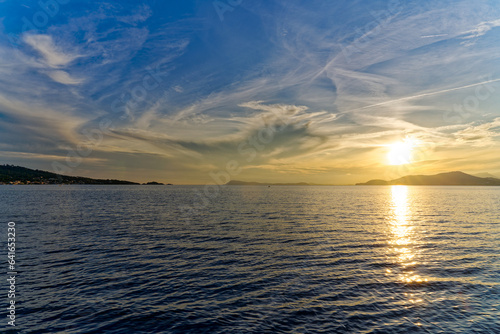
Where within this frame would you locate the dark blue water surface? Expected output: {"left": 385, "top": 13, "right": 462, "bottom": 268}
{"left": 1, "top": 185, "right": 499, "bottom": 333}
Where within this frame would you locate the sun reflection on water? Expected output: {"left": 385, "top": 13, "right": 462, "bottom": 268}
{"left": 389, "top": 186, "right": 427, "bottom": 284}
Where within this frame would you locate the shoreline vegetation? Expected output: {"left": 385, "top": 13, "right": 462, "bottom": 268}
{"left": 0, "top": 165, "right": 172, "bottom": 185}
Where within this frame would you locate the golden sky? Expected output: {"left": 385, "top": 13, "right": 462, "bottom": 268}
{"left": 1, "top": 1, "right": 499, "bottom": 184}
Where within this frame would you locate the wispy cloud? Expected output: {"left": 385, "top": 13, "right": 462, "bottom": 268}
{"left": 461, "top": 18, "right": 500, "bottom": 41}
{"left": 101, "top": 102, "right": 333, "bottom": 175}
{"left": 23, "top": 34, "right": 81, "bottom": 68}
{"left": 46, "top": 70, "right": 84, "bottom": 85}
{"left": 421, "top": 34, "right": 449, "bottom": 38}
{"left": 343, "top": 78, "right": 500, "bottom": 114}
{"left": 455, "top": 118, "right": 500, "bottom": 145}
{"left": 21, "top": 34, "right": 86, "bottom": 86}
{"left": 1, "top": 0, "right": 500, "bottom": 182}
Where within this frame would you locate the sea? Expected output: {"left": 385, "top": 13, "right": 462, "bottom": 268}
{"left": 1, "top": 185, "right": 499, "bottom": 333}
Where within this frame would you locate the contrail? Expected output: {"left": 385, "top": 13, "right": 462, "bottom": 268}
{"left": 345, "top": 78, "right": 500, "bottom": 113}
{"left": 421, "top": 34, "right": 449, "bottom": 38}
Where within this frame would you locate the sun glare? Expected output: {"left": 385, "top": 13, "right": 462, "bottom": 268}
{"left": 387, "top": 138, "right": 419, "bottom": 165}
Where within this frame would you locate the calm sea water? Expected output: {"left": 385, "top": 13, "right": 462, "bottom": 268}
{"left": 1, "top": 185, "right": 499, "bottom": 333}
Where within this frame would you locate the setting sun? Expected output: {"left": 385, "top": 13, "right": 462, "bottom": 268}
{"left": 387, "top": 138, "right": 419, "bottom": 165}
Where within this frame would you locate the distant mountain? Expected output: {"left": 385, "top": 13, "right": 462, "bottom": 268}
{"left": 356, "top": 171, "right": 500, "bottom": 186}
{"left": 0, "top": 164, "right": 139, "bottom": 185}
{"left": 474, "top": 172, "right": 499, "bottom": 179}
{"left": 227, "top": 180, "right": 313, "bottom": 186}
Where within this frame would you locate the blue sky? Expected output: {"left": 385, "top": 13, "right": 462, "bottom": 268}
{"left": 1, "top": 0, "right": 500, "bottom": 184}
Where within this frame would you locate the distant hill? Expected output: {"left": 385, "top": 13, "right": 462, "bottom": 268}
{"left": 227, "top": 180, "right": 313, "bottom": 186}
{"left": 0, "top": 165, "right": 139, "bottom": 185}
{"left": 474, "top": 172, "right": 499, "bottom": 179}
{"left": 356, "top": 171, "right": 500, "bottom": 186}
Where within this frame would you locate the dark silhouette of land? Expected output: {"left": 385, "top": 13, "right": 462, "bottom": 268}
{"left": 227, "top": 172, "right": 500, "bottom": 186}
{"left": 0, "top": 165, "right": 139, "bottom": 185}
{"left": 474, "top": 172, "right": 498, "bottom": 179}
{"left": 3, "top": 165, "right": 497, "bottom": 186}
{"left": 227, "top": 180, "right": 314, "bottom": 186}
{"left": 356, "top": 171, "right": 500, "bottom": 186}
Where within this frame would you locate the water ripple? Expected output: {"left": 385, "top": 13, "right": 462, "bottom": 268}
{"left": 0, "top": 185, "right": 499, "bottom": 333}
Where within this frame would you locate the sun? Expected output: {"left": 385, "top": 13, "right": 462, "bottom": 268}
{"left": 387, "top": 137, "right": 419, "bottom": 165}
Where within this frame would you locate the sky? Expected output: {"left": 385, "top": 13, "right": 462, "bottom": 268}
{"left": 0, "top": 0, "right": 499, "bottom": 184}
